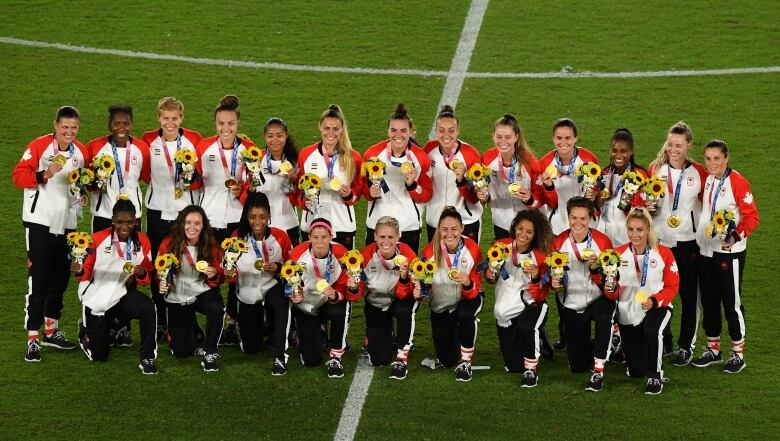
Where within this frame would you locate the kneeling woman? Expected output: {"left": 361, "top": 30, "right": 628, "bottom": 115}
{"left": 224, "top": 193, "right": 293, "bottom": 375}
{"left": 358, "top": 216, "right": 418, "bottom": 380}
{"left": 615, "top": 208, "right": 679, "bottom": 395}
{"left": 288, "top": 218, "right": 357, "bottom": 378}
{"left": 485, "top": 209, "right": 552, "bottom": 388}
{"left": 417, "top": 207, "right": 482, "bottom": 382}
{"left": 73, "top": 200, "right": 157, "bottom": 374}
{"left": 158, "top": 205, "right": 224, "bottom": 372}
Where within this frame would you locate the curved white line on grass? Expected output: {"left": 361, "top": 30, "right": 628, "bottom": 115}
{"left": 333, "top": 357, "right": 374, "bottom": 441}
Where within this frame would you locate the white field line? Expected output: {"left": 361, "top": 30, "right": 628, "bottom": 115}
{"left": 333, "top": 356, "right": 374, "bottom": 441}
{"left": 2, "top": 36, "right": 777, "bottom": 81}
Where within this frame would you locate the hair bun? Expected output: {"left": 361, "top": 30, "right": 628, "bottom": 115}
{"left": 440, "top": 104, "right": 454, "bottom": 114}
{"left": 219, "top": 95, "right": 240, "bottom": 109}
{"left": 394, "top": 102, "right": 407, "bottom": 115}
{"left": 328, "top": 104, "right": 342, "bottom": 113}
{"left": 502, "top": 113, "right": 516, "bottom": 122}
{"left": 615, "top": 127, "right": 632, "bottom": 135}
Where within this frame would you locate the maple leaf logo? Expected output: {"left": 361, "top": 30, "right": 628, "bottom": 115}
{"left": 743, "top": 192, "right": 754, "bottom": 205}
{"left": 21, "top": 149, "right": 32, "bottom": 162}
{"left": 670, "top": 262, "right": 679, "bottom": 273}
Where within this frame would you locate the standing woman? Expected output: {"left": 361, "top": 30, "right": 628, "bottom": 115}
{"left": 142, "top": 97, "right": 203, "bottom": 339}
{"left": 196, "top": 95, "right": 255, "bottom": 345}
{"left": 297, "top": 105, "right": 363, "bottom": 250}
{"left": 358, "top": 216, "right": 419, "bottom": 379}
{"left": 13, "top": 105, "right": 90, "bottom": 361}
{"left": 538, "top": 118, "right": 600, "bottom": 235}
{"left": 479, "top": 113, "right": 550, "bottom": 240}
{"left": 72, "top": 200, "right": 158, "bottom": 374}
{"left": 692, "top": 140, "right": 759, "bottom": 373}
{"left": 224, "top": 193, "right": 293, "bottom": 375}
{"left": 363, "top": 103, "right": 432, "bottom": 253}
{"left": 614, "top": 208, "right": 680, "bottom": 395}
{"left": 416, "top": 207, "right": 483, "bottom": 382}
{"left": 245, "top": 117, "right": 301, "bottom": 246}
{"left": 158, "top": 205, "right": 225, "bottom": 372}
{"left": 647, "top": 121, "right": 706, "bottom": 366}
{"left": 595, "top": 128, "right": 649, "bottom": 246}
{"left": 288, "top": 218, "right": 357, "bottom": 378}
{"left": 87, "top": 105, "right": 150, "bottom": 233}
{"left": 423, "top": 105, "right": 483, "bottom": 242}
{"left": 484, "top": 209, "right": 553, "bottom": 387}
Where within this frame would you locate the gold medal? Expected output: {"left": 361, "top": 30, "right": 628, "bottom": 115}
{"left": 520, "top": 257, "right": 533, "bottom": 269}
{"left": 225, "top": 178, "right": 237, "bottom": 189}
{"left": 599, "top": 188, "right": 611, "bottom": 199}
{"left": 117, "top": 192, "right": 129, "bottom": 201}
{"left": 635, "top": 290, "right": 649, "bottom": 303}
{"left": 52, "top": 154, "right": 67, "bottom": 166}
{"left": 122, "top": 261, "right": 135, "bottom": 274}
{"left": 507, "top": 182, "right": 522, "bottom": 196}
{"left": 195, "top": 260, "right": 208, "bottom": 272}
{"left": 316, "top": 279, "right": 330, "bottom": 293}
{"left": 254, "top": 258, "right": 265, "bottom": 271}
{"left": 448, "top": 160, "right": 461, "bottom": 172}
{"left": 447, "top": 268, "right": 459, "bottom": 281}
{"left": 393, "top": 255, "right": 408, "bottom": 267}
{"left": 329, "top": 177, "right": 342, "bottom": 191}
{"left": 174, "top": 187, "right": 183, "bottom": 199}
{"left": 667, "top": 214, "right": 681, "bottom": 228}
{"left": 544, "top": 165, "right": 558, "bottom": 179}
{"left": 400, "top": 162, "right": 415, "bottom": 175}
{"left": 279, "top": 161, "right": 293, "bottom": 175}
{"left": 581, "top": 248, "right": 595, "bottom": 260}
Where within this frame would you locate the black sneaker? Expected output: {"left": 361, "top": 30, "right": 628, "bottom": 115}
{"left": 723, "top": 352, "right": 746, "bottom": 374}
{"left": 420, "top": 357, "right": 444, "bottom": 370}
{"left": 691, "top": 349, "right": 722, "bottom": 368}
{"left": 455, "top": 362, "right": 473, "bottom": 382}
{"left": 326, "top": 357, "right": 344, "bottom": 378}
{"left": 219, "top": 326, "right": 240, "bottom": 346}
{"left": 272, "top": 358, "right": 288, "bottom": 376}
{"left": 645, "top": 377, "right": 663, "bottom": 395}
{"left": 585, "top": 372, "right": 604, "bottom": 392}
{"left": 672, "top": 348, "right": 693, "bottom": 367}
{"left": 201, "top": 353, "right": 219, "bottom": 372}
{"left": 390, "top": 361, "right": 408, "bottom": 380}
{"left": 138, "top": 358, "right": 158, "bottom": 375}
{"left": 553, "top": 339, "right": 566, "bottom": 352}
{"left": 42, "top": 329, "right": 76, "bottom": 350}
{"left": 156, "top": 325, "right": 168, "bottom": 342}
{"left": 113, "top": 326, "right": 133, "bottom": 347}
{"left": 25, "top": 339, "right": 41, "bottom": 362}
{"left": 521, "top": 369, "right": 539, "bottom": 388}
{"left": 609, "top": 347, "right": 626, "bottom": 364}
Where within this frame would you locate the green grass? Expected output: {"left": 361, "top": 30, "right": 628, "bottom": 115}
{"left": 1, "top": 1, "right": 779, "bottom": 440}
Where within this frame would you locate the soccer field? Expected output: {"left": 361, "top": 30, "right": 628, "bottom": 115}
{"left": 1, "top": 1, "right": 779, "bottom": 440}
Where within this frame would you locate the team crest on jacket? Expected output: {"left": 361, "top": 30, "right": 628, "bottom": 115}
{"left": 208, "top": 155, "right": 216, "bottom": 161}
{"left": 687, "top": 176, "right": 695, "bottom": 186}
{"left": 131, "top": 155, "right": 138, "bottom": 165}
{"left": 153, "top": 148, "right": 161, "bottom": 155}
{"left": 649, "top": 259, "right": 657, "bottom": 268}
{"left": 71, "top": 157, "right": 79, "bottom": 167}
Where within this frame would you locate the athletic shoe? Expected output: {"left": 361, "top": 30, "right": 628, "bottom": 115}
{"left": 672, "top": 348, "right": 693, "bottom": 367}
{"left": 521, "top": 369, "right": 538, "bottom": 388}
{"left": 645, "top": 377, "right": 663, "bottom": 395}
{"left": 156, "top": 325, "right": 168, "bottom": 342}
{"left": 138, "top": 358, "right": 158, "bottom": 375}
{"left": 723, "top": 352, "right": 746, "bottom": 374}
{"left": 691, "top": 349, "right": 723, "bottom": 368}
{"left": 25, "top": 339, "right": 41, "bottom": 362}
{"left": 420, "top": 357, "right": 444, "bottom": 370}
{"left": 553, "top": 339, "right": 566, "bottom": 352}
{"left": 201, "top": 353, "right": 219, "bottom": 372}
{"left": 585, "top": 372, "right": 604, "bottom": 392}
{"left": 455, "top": 362, "right": 473, "bottom": 382}
{"left": 390, "top": 361, "right": 408, "bottom": 380}
{"left": 42, "top": 329, "right": 76, "bottom": 350}
{"left": 219, "top": 326, "right": 240, "bottom": 346}
{"left": 113, "top": 326, "right": 133, "bottom": 347}
{"left": 272, "top": 358, "right": 288, "bottom": 376}
{"left": 326, "top": 357, "right": 344, "bottom": 378}
{"left": 609, "top": 348, "right": 626, "bottom": 364}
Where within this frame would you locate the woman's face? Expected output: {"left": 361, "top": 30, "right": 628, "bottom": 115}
{"left": 183, "top": 212, "right": 204, "bottom": 244}
{"left": 320, "top": 117, "right": 343, "bottom": 151}
{"left": 110, "top": 112, "right": 132, "bottom": 146}
{"left": 374, "top": 224, "right": 400, "bottom": 257}
{"left": 113, "top": 211, "right": 136, "bottom": 241}
{"left": 387, "top": 119, "right": 411, "bottom": 151}
{"left": 665, "top": 133, "right": 691, "bottom": 165}
{"left": 264, "top": 124, "right": 288, "bottom": 156}
{"left": 310, "top": 227, "right": 332, "bottom": 257}
{"left": 435, "top": 117, "right": 459, "bottom": 151}
{"left": 568, "top": 206, "right": 591, "bottom": 237}
{"left": 610, "top": 140, "right": 632, "bottom": 169}
{"left": 553, "top": 126, "right": 577, "bottom": 158}
{"left": 158, "top": 110, "right": 182, "bottom": 140}
{"left": 493, "top": 125, "right": 518, "bottom": 156}
{"left": 248, "top": 207, "right": 270, "bottom": 238}
{"left": 53, "top": 117, "right": 79, "bottom": 147}
{"left": 438, "top": 216, "right": 464, "bottom": 250}
{"left": 704, "top": 147, "right": 729, "bottom": 178}
{"left": 514, "top": 219, "right": 535, "bottom": 251}
{"left": 216, "top": 110, "right": 239, "bottom": 146}
{"left": 627, "top": 217, "right": 650, "bottom": 250}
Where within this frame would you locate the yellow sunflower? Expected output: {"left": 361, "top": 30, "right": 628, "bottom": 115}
{"left": 221, "top": 238, "right": 234, "bottom": 250}
{"left": 242, "top": 146, "right": 262, "bottom": 161}
{"left": 80, "top": 168, "right": 95, "bottom": 184}
{"left": 424, "top": 261, "right": 436, "bottom": 273}
{"left": 68, "top": 169, "right": 80, "bottom": 183}
{"left": 101, "top": 156, "right": 115, "bottom": 173}
{"left": 713, "top": 213, "right": 727, "bottom": 228}
{"left": 75, "top": 236, "right": 89, "bottom": 248}
{"left": 341, "top": 250, "right": 363, "bottom": 271}
{"left": 309, "top": 175, "right": 322, "bottom": 188}
{"left": 169, "top": 254, "right": 179, "bottom": 266}
{"left": 66, "top": 232, "right": 77, "bottom": 243}
{"left": 587, "top": 164, "right": 601, "bottom": 178}
{"left": 235, "top": 239, "right": 249, "bottom": 253}
{"left": 154, "top": 255, "right": 168, "bottom": 272}
{"left": 411, "top": 259, "right": 426, "bottom": 277}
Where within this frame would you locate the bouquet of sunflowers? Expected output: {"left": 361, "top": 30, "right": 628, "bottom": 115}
{"left": 486, "top": 241, "right": 511, "bottom": 273}
{"left": 241, "top": 145, "right": 265, "bottom": 187}
{"left": 618, "top": 171, "right": 646, "bottom": 211}
{"left": 598, "top": 249, "right": 622, "bottom": 292}
{"left": 545, "top": 251, "right": 570, "bottom": 281}
{"left": 91, "top": 154, "right": 115, "bottom": 191}
{"left": 299, "top": 173, "right": 322, "bottom": 214}
{"left": 465, "top": 163, "right": 490, "bottom": 192}
{"left": 67, "top": 168, "right": 94, "bottom": 201}
{"left": 641, "top": 176, "right": 666, "bottom": 214}
{"left": 280, "top": 260, "right": 304, "bottom": 296}
{"left": 705, "top": 209, "right": 736, "bottom": 250}
{"left": 340, "top": 249, "right": 364, "bottom": 284}
{"left": 576, "top": 161, "right": 602, "bottom": 194}
{"left": 66, "top": 231, "right": 93, "bottom": 265}
{"left": 362, "top": 157, "right": 386, "bottom": 187}
{"left": 173, "top": 148, "right": 198, "bottom": 197}
{"left": 410, "top": 257, "right": 436, "bottom": 297}
{"left": 154, "top": 253, "right": 180, "bottom": 288}
{"left": 221, "top": 237, "right": 248, "bottom": 271}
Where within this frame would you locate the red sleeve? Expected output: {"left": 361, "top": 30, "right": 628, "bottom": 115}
{"left": 551, "top": 232, "right": 568, "bottom": 251}
{"left": 692, "top": 161, "right": 707, "bottom": 201}
{"left": 344, "top": 150, "right": 363, "bottom": 205}
{"left": 394, "top": 243, "right": 417, "bottom": 300}
{"left": 331, "top": 244, "right": 354, "bottom": 302}
{"left": 271, "top": 228, "right": 293, "bottom": 261}
{"left": 537, "top": 151, "right": 559, "bottom": 210}
{"left": 407, "top": 145, "right": 433, "bottom": 203}
{"left": 135, "top": 233, "right": 153, "bottom": 286}
{"left": 461, "top": 238, "right": 482, "bottom": 299}
{"left": 578, "top": 148, "right": 600, "bottom": 165}
{"left": 420, "top": 242, "right": 434, "bottom": 260}
{"left": 183, "top": 129, "right": 203, "bottom": 147}
{"left": 652, "top": 245, "right": 679, "bottom": 308}
{"left": 525, "top": 153, "right": 546, "bottom": 209}
{"left": 529, "top": 249, "right": 549, "bottom": 302}
{"left": 458, "top": 144, "right": 481, "bottom": 204}
{"left": 13, "top": 136, "right": 48, "bottom": 188}
{"left": 207, "top": 244, "right": 223, "bottom": 287}
{"left": 141, "top": 130, "right": 158, "bottom": 146}
{"left": 422, "top": 140, "right": 438, "bottom": 154}
{"left": 136, "top": 138, "right": 152, "bottom": 184}
{"left": 730, "top": 171, "right": 759, "bottom": 240}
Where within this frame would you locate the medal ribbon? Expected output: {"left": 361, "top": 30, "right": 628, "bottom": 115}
{"left": 323, "top": 147, "right": 338, "bottom": 179}
{"left": 708, "top": 168, "right": 732, "bottom": 220}
{"left": 182, "top": 246, "right": 196, "bottom": 268}
{"left": 310, "top": 247, "right": 333, "bottom": 282}
{"left": 264, "top": 149, "right": 286, "bottom": 175}
{"left": 440, "top": 142, "right": 459, "bottom": 168}
{"left": 605, "top": 164, "right": 631, "bottom": 199}
{"left": 161, "top": 134, "right": 183, "bottom": 185}
{"left": 218, "top": 138, "right": 240, "bottom": 179}
{"left": 567, "top": 230, "right": 592, "bottom": 261}
{"left": 375, "top": 246, "right": 399, "bottom": 270}
{"left": 440, "top": 239, "right": 465, "bottom": 270}
{"left": 554, "top": 147, "right": 578, "bottom": 176}
{"left": 51, "top": 135, "right": 75, "bottom": 159}
{"left": 385, "top": 143, "right": 413, "bottom": 168}
{"left": 112, "top": 231, "right": 133, "bottom": 261}
{"left": 511, "top": 240, "right": 532, "bottom": 267}
{"left": 667, "top": 165, "right": 685, "bottom": 213}
{"left": 632, "top": 244, "right": 651, "bottom": 288}
{"left": 110, "top": 139, "right": 132, "bottom": 191}
{"left": 499, "top": 155, "right": 518, "bottom": 184}
{"left": 248, "top": 233, "right": 269, "bottom": 261}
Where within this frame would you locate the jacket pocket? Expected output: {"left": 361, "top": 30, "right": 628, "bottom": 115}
{"left": 690, "top": 211, "right": 697, "bottom": 233}
{"left": 30, "top": 190, "right": 40, "bottom": 214}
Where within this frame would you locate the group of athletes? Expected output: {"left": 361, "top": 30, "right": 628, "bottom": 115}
{"left": 13, "top": 95, "right": 759, "bottom": 395}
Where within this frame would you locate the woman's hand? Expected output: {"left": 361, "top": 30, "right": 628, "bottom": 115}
{"left": 70, "top": 261, "right": 82, "bottom": 273}
{"left": 369, "top": 185, "right": 382, "bottom": 199}
{"left": 230, "top": 185, "right": 242, "bottom": 199}
{"left": 262, "top": 262, "right": 278, "bottom": 274}
{"left": 484, "top": 268, "right": 497, "bottom": 283}
{"left": 403, "top": 167, "right": 416, "bottom": 185}
{"left": 203, "top": 266, "right": 217, "bottom": 279}
{"left": 540, "top": 171, "right": 553, "bottom": 187}
{"left": 517, "top": 187, "right": 531, "bottom": 203}
{"left": 454, "top": 271, "right": 471, "bottom": 287}
{"left": 523, "top": 262, "right": 540, "bottom": 279}
{"left": 159, "top": 280, "right": 169, "bottom": 294}
{"left": 224, "top": 267, "right": 237, "bottom": 278}
{"left": 322, "top": 285, "right": 337, "bottom": 300}
{"left": 476, "top": 189, "right": 488, "bottom": 202}
{"left": 338, "top": 184, "right": 351, "bottom": 198}
{"left": 290, "top": 287, "right": 304, "bottom": 304}
{"left": 454, "top": 162, "right": 466, "bottom": 181}
{"left": 412, "top": 283, "right": 422, "bottom": 300}
{"left": 641, "top": 299, "right": 653, "bottom": 311}
{"left": 551, "top": 276, "right": 562, "bottom": 289}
